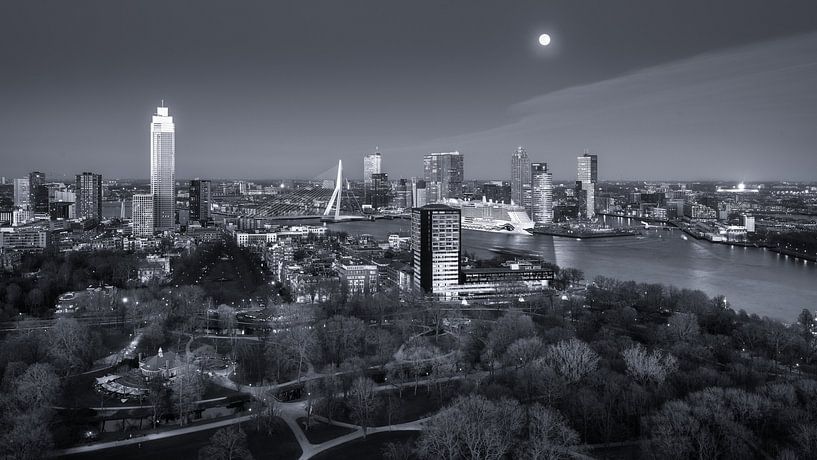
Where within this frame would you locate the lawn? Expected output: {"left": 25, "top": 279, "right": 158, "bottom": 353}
{"left": 297, "top": 417, "right": 356, "bottom": 444}
{"left": 311, "top": 431, "right": 419, "bottom": 460}
{"left": 335, "top": 383, "right": 458, "bottom": 426}
{"left": 61, "top": 419, "right": 301, "bottom": 460}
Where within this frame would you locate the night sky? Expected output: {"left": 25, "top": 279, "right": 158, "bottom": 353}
{"left": 1, "top": 1, "right": 817, "bottom": 181}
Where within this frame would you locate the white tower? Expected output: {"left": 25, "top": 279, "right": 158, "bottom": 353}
{"left": 363, "top": 150, "right": 382, "bottom": 186}
{"left": 323, "top": 160, "right": 343, "bottom": 221}
{"left": 150, "top": 103, "right": 175, "bottom": 231}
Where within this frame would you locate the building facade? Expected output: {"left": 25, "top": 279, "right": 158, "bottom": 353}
{"left": 531, "top": 162, "right": 553, "bottom": 224}
{"left": 338, "top": 261, "right": 379, "bottom": 294}
{"left": 511, "top": 146, "right": 531, "bottom": 207}
{"left": 28, "top": 171, "right": 48, "bottom": 213}
{"left": 369, "top": 172, "right": 391, "bottom": 209}
{"left": 76, "top": 172, "right": 102, "bottom": 221}
{"left": 412, "top": 179, "right": 427, "bottom": 208}
{"left": 412, "top": 204, "right": 461, "bottom": 296}
{"left": 150, "top": 105, "right": 175, "bottom": 231}
{"left": 13, "top": 178, "right": 29, "bottom": 210}
{"left": 576, "top": 152, "right": 598, "bottom": 218}
{"left": 189, "top": 179, "right": 211, "bottom": 224}
{"left": 363, "top": 151, "right": 382, "bottom": 186}
{"left": 394, "top": 178, "right": 412, "bottom": 209}
{"left": 423, "top": 152, "right": 464, "bottom": 202}
{"left": 132, "top": 193, "right": 155, "bottom": 237}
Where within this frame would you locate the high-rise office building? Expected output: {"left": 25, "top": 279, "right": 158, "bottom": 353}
{"left": 531, "top": 163, "right": 553, "bottom": 224}
{"left": 423, "top": 151, "right": 464, "bottom": 202}
{"left": 412, "top": 179, "right": 427, "bottom": 208}
{"left": 576, "top": 151, "right": 598, "bottom": 218}
{"left": 189, "top": 179, "right": 211, "bottom": 225}
{"left": 28, "top": 171, "right": 48, "bottom": 213}
{"left": 577, "top": 151, "right": 598, "bottom": 183}
{"left": 150, "top": 104, "right": 175, "bottom": 231}
{"left": 412, "top": 204, "right": 461, "bottom": 295}
{"left": 369, "top": 173, "right": 391, "bottom": 209}
{"left": 511, "top": 146, "right": 531, "bottom": 207}
{"left": 75, "top": 172, "right": 102, "bottom": 221}
{"left": 395, "top": 178, "right": 412, "bottom": 209}
{"left": 0, "top": 184, "right": 12, "bottom": 210}
{"left": 13, "top": 178, "right": 30, "bottom": 209}
{"left": 363, "top": 150, "right": 382, "bottom": 186}
{"left": 132, "top": 193, "right": 154, "bottom": 237}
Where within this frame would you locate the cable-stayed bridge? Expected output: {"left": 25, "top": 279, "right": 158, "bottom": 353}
{"left": 248, "top": 160, "right": 368, "bottom": 221}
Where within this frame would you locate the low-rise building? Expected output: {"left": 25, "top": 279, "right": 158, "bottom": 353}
{"left": 139, "top": 348, "right": 183, "bottom": 379}
{"left": 337, "top": 260, "right": 378, "bottom": 294}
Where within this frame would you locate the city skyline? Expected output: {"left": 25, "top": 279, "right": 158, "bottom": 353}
{"left": 1, "top": 4, "right": 816, "bottom": 459}
{"left": 2, "top": 1, "right": 817, "bottom": 181}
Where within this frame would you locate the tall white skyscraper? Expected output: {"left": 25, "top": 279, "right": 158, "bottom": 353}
{"left": 511, "top": 146, "right": 531, "bottom": 207}
{"left": 13, "top": 178, "right": 29, "bottom": 209}
{"left": 363, "top": 150, "right": 382, "bottom": 185}
{"left": 531, "top": 162, "right": 553, "bottom": 224}
{"left": 576, "top": 151, "right": 598, "bottom": 219}
{"left": 132, "top": 193, "right": 154, "bottom": 236}
{"left": 150, "top": 104, "right": 175, "bottom": 231}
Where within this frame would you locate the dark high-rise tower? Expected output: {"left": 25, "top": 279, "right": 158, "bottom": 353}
{"left": 369, "top": 173, "right": 391, "bottom": 209}
{"left": 423, "top": 152, "right": 463, "bottom": 202}
{"left": 189, "top": 179, "right": 211, "bottom": 225}
{"left": 412, "top": 204, "right": 461, "bottom": 296}
{"left": 75, "top": 172, "right": 102, "bottom": 220}
{"left": 28, "top": 171, "right": 48, "bottom": 213}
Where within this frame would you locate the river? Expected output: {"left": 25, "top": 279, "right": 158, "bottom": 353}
{"left": 322, "top": 217, "right": 815, "bottom": 322}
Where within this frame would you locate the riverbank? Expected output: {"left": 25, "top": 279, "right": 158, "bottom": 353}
{"left": 672, "top": 221, "right": 817, "bottom": 263}
{"left": 531, "top": 226, "right": 639, "bottom": 239}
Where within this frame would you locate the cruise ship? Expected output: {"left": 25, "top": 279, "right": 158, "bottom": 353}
{"left": 452, "top": 198, "right": 535, "bottom": 235}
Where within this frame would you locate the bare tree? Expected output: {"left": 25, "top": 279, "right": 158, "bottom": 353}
{"left": 486, "top": 311, "right": 537, "bottom": 357}
{"left": 382, "top": 440, "right": 415, "bottom": 460}
{"left": 13, "top": 363, "right": 60, "bottom": 408}
{"left": 348, "top": 376, "right": 380, "bottom": 437}
{"left": 280, "top": 323, "right": 315, "bottom": 382}
{"left": 198, "top": 426, "right": 253, "bottom": 460}
{"left": 173, "top": 363, "right": 205, "bottom": 425}
{"left": 545, "top": 339, "right": 599, "bottom": 384}
{"left": 252, "top": 389, "right": 280, "bottom": 435}
{"left": 418, "top": 395, "right": 523, "bottom": 460}
{"left": 416, "top": 406, "right": 461, "bottom": 459}
{"left": 521, "top": 404, "right": 581, "bottom": 460}
{"left": 667, "top": 312, "right": 700, "bottom": 342}
{"left": 394, "top": 338, "right": 437, "bottom": 395}
{"left": 385, "top": 361, "right": 408, "bottom": 398}
{"left": 48, "top": 318, "right": 93, "bottom": 374}
{"left": 621, "top": 344, "right": 678, "bottom": 385}
{"left": 503, "top": 336, "right": 544, "bottom": 370}
{"left": 146, "top": 377, "right": 171, "bottom": 429}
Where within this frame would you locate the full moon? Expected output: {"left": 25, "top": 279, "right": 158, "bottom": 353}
{"left": 538, "top": 33, "right": 551, "bottom": 46}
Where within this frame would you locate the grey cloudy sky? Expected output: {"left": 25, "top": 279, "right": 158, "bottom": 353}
{"left": 1, "top": 0, "right": 816, "bottom": 181}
